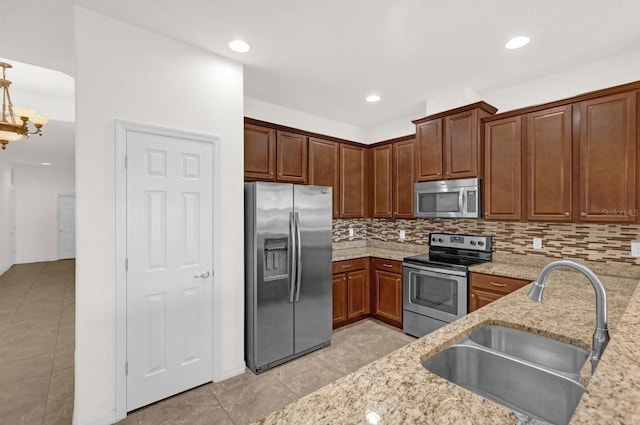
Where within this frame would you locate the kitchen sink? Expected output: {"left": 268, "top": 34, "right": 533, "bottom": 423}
{"left": 467, "top": 325, "right": 589, "bottom": 378}
{"left": 423, "top": 325, "right": 588, "bottom": 425}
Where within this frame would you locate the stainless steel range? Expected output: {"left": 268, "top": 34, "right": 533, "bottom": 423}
{"left": 403, "top": 233, "right": 492, "bottom": 337}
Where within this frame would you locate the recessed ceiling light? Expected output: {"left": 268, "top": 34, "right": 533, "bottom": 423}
{"left": 505, "top": 36, "right": 530, "bottom": 50}
{"left": 41, "top": 162, "right": 51, "bottom": 166}
{"left": 228, "top": 40, "right": 251, "bottom": 53}
{"left": 366, "top": 94, "right": 381, "bottom": 103}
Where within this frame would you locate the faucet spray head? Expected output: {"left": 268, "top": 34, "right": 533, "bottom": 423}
{"left": 528, "top": 281, "right": 545, "bottom": 302}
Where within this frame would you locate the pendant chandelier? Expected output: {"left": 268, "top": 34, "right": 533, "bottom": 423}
{"left": 0, "top": 61, "right": 49, "bottom": 150}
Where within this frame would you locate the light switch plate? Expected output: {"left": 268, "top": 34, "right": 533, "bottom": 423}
{"left": 348, "top": 227, "right": 354, "bottom": 237}
{"left": 631, "top": 242, "right": 640, "bottom": 257}
{"left": 400, "top": 230, "right": 406, "bottom": 239}
{"left": 533, "top": 238, "right": 543, "bottom": 250}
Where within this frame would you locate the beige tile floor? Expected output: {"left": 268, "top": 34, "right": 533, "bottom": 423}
{"left": 0, "top": 260, "right": 415, "bottom": 425}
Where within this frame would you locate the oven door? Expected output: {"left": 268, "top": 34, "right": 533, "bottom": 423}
{"left": 403, "top": 263, "right": 468, "bottom": 323}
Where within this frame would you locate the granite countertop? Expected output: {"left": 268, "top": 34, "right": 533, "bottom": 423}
{"left": 256, "top": 255, "right": 640, "bottom": 424}
{"left": 332, "top": 241, "right": 425, "bottom": 262}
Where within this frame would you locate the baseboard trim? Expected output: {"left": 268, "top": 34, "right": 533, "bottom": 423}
{"left": 73, "top": 409, "right": 116, "bottom": 425}
{"left": 214, "top": 363, "right": 246, "bottom": 382}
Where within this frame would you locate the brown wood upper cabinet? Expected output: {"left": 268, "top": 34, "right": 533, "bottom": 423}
{"left": 372, "top": 139, "right": 415, "bottom": 218}
{"left": 340, "top": 144, "right": 367, "bottom": 218}
{"left": 526, "top": 105, "right": 573, "bottom": 221}
{"left": 578, "top": 91, "right": 637, "bottom": 223}
{"left": 484, "top": 116, "right": 522, "bottom": 220}
{"left": 413, "top": 102, "right": 497, "bottom": 182}
{"left": 244, "top": 123, "right": 276, "bottom": 181}
{"left": 276, "top": 130, "right": 308, "bottom": 183}
{"left": 393, "top": 139, "right": 416, "bottom": 218}
{"left": 308, "top": 137, "right": 340, "bottom": 218}
{"left": 372, "top": 144, "right": 393, "bottom": 217}
{"left": 244, "top": 123, "right": 308, "bottom": 183}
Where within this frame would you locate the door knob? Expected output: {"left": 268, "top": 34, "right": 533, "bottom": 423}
{"left": 194, "top": 271, "right": 211, "bottom": 279}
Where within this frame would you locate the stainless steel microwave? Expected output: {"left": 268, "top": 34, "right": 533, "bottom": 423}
{"left": 414, "top": 178, "right": 481, "bottom": 219}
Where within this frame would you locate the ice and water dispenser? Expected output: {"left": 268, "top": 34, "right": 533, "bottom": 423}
{"left": 263, "top": 237, "right": 288, "bottom": 281}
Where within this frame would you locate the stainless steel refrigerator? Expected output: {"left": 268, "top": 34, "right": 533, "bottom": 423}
{"left": 244, "top": 182, "right": 332, "bottom": 374}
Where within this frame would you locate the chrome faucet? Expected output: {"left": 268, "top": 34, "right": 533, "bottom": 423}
{"left": 528, "top": 260, "right": 610, "bottom": 373}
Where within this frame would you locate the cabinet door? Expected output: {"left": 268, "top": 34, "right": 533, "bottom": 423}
{"left": 340, "top": 144, "right": 367, "bottom": 218}
{"left": 469, "top": 289, "right": 503, "bottom": 312}
{"left": 484, "top": 116, "right": 522, "bottom": 220}
{"left": 373, "top": 270, "right": 402, "bottom": 324}
{"left": 445, "top": 109, "right": 478, "bottom": 179}
{"left": 393, "top": 139, "right": 415, "bottom": 218}
{"left": 347, "top": 269, "right": 370, "bottom": 319}
{"left": 526, "top": 106, "right": 573, "bottom": 221}
{"left": 332, "top": 273, "right": 348, "bottom": 327}
{"left": 372, "top": 145, "right": 393, "bottom": 218}
{"left": 579, "top": 91, "right": 637, "bottom": 222}
{"left": 244, "top": 124, "right": 276, "bottom": 181}
{"left": 415, "top": 119, "right": 443, "bottom": 181}
{"left": 309, "top": 138, "right": 340, "bottom": 218}
{"left": 276, "top": 131, "right": 308, "bottom": 183}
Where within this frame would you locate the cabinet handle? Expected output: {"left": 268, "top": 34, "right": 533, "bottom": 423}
{"left": 471, "top": 293, "right": 476, "bottom": 298}
{"left": 564, "top": 212, "right": 570, "bottom": 217}
{"left": 343, "top": 264, "right": 352, "bottom": 269}
{"left": 580, "top": 212, "right": 586, "bottom": 217}
{"left": 490, "top": 282, "right": 507, "bottom": 288}
{"left": 270, "top": 172, "right": 274, "bottom": 176}
{"left": 396, "top": 278, "right": 400, "bottom": 283}
{"left": 343, "top": 277, "right": 346, "bottom": 281}
{"left": 383, "top": 264, "right": 393, "bottom": 268}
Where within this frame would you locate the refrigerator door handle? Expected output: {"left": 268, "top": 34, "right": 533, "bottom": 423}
{"left": 289, "top": 212, "right": 296, "bottom": 303}
{"left": 294, "top": 212, "right": 302, "bottom": 302}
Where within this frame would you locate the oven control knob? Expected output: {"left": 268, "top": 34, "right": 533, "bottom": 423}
{"left": 478, "top": 241, "right": 484, "bottom": 246}
{"left": 431, "top": 237, "right": 436, "bottom": 243}
{"left": 470, "top": 240, "right": 476, "bottom": 246}
{"left": 438, "top": 238, "right": 443, "bottom": 243}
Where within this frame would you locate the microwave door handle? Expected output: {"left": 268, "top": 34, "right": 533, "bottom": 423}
{"left": 458, "top": 190, "right": 464, "bottom": 214}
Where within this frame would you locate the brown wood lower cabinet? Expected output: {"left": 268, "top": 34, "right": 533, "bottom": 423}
{"left": 332, "top": 258, "right": 370, "bottom": 328}
{"left": 469, "top": 272, "right": 529, "bottom": 312}
{"left": 332, "top": 257, "right": 405, "bottom": 330}
{"left": 371, "top": 258, "right": 403, "bottom": 328}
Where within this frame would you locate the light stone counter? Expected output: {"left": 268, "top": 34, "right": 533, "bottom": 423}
{"left": 255, "top": 256, "right": 640, "bottom": 425}
{"left": 332, "top": 241, "right": 426, "bottom": 262}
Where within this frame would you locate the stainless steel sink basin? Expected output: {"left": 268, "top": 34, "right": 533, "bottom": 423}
{"left": 468, "top": 325, "right": 589, "bottom": 377}
{"left": 423, "top": 326, "right": 588, "bottom": 425}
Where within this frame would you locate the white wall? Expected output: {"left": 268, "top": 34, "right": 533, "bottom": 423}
{"left": 74, "top": 7, "right": 245, "bottom": 425}
{"left": 244, "top": 97, "right": 365, "bottom": 142}
{"left": 0, "top": 156, "right": 11, "bottom": 274}
{"left": 12, "top": 165, "right": 74, "bottom": 263}
{"left": 483, "top": 48, "right": 640, "bottom": 113}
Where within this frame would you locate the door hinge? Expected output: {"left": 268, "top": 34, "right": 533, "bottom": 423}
{"left": 124, "top": 155, "right": 128, "bottom": 169}
{"left": 125, "top": 361, "right": 128, "bottom": 375}
{"left": 125, "top": 258, "right": 129, "bottom": 271}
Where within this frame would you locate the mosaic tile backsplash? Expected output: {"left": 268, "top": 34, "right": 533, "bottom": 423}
{"left": 333, "top": 218, "right": 640, "bottom": 266}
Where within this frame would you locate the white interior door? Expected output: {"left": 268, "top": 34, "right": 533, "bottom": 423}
{"left": 8, "top": 190, "right": 16, "bottom": 266}
{"left": 126, "top": 130, "right": 214, "bottom": 411}
{"left": 58, "top": 195, "right": 76, "bottom": 259}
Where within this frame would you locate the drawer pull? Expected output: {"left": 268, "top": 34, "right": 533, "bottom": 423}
{"left": 383, "top": 264, "right": 393, "bottom": 268}
{"left": 490, "top": 282, "right": 507, "bottom": 288}
{"left": 342, "top": 264, "right": 352, "bottom": 269}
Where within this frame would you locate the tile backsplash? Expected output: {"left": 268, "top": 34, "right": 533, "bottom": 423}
{"left": 333, "top": 218, "right": 640, "bottom": 266}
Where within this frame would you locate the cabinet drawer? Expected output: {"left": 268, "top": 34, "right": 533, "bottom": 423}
{"left": 332, "top": 258, "right": 367, "bottom": 274}
{"left": 470, "top": 273, "right": 529, "bottom": 295}
{"left": 371, "top": 258, "right": 402, "bottom": 274}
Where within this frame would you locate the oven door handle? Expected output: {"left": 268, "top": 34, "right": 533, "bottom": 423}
{"left": 402, "top": 263, "right": 467, "bottom": 277}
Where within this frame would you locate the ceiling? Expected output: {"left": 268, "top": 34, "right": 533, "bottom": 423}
{"left": 2, "top": 0, "right": 640, "bottom": 167}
